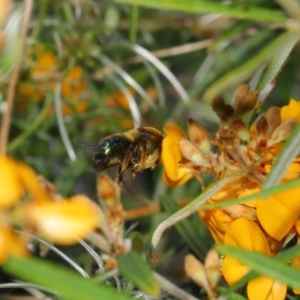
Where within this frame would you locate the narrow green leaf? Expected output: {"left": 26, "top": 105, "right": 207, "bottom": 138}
{"left": 209, "top": 20, "right": 252, "bottom": 51}
{"left": 117, "top": 251, "right": 160, "bottom": 296}
{"left": 227, "top": 292, "right": 248, "bottom": 300}
{"left": 256, "top": 33, "right": 299, "bottom": 90}
{"left": 3, "top": 257, "right": 133, "bottom": 300}
{"left": 111, "top": 0, "right": 287, "bottom": 23}
{"left": 203, "top": 31, "right": 299, "bottom": 102}
{"left": 263, "top": 123, "right": 300, "bottom": 190}
{"left": 152, "top": 177, "right": 231, "bottom": 247}
{"left": 161, "top": 195, "right": 209, "bottom": 260}
{"left": 225, "top": 245, "right": 300, "bottom": 292}
{"left": 277, "top": 245, "right": 300, "bottom": 262}
{"left": 199, "top": 177, "right": 300, "bottom": 211}
{"left": 216, "top": 245, "right": 300, "bottom": 289}
{"left": 190, "top": 30, "right": 273, "bottom": 97}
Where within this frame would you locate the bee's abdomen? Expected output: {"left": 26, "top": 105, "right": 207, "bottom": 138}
{"left": 93, "top": 135, "right": 130, "bottom": 171}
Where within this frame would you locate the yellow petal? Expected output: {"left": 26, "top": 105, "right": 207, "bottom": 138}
{"left": 256, "top": 185, "right": 300, "bottom": 241}
{"left": 222, "top": 255, "right": 249, "bottom": 285}
{"left": 163, "top": 124, "right": 186, "bottom": 139}
{"left": 8, "top": 230, "right": 29, "bottom": 259}
{"left": 17, "top": 160, "right": 49, "bottom": 202}
{"left": 0, "top": 227, "right": 10, "bottom": 264}
{"left": 248, "top": 276, "right": 286, "bottom": 300}
{"left": 292, "top": 256, "right": 300, "bottom": 294}
{"left": 224, "top": 218, "right": 271, "bottom": 254}
{"left": 162, "top": 169, "right": 193, "bottom": 187}
{"left": 222, "top": 218, "right": 271, "bottom": 285}
{"left": 162, "top": 135, "right": 186, "bottom": 181}
{"left": 29, "top": 195, "right": 102, "bottom": 245}
{"left": 0, "top": 156, "right": 23, "bottom": 208}
{"left": 280, "top": 99, "right": 300, "bottom": 122}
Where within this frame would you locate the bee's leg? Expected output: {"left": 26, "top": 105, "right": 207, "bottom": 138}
{"left": 116, "top": 166, "right": 124, "bottom": 184}
{"left": 129, "top": 169, "right": 136, "bottom": 180}
{"left": 121, "top": 149, "right": 133, "bottom": 172}
{"left": 134, "top": 141, "right": 147, "bottom": 170}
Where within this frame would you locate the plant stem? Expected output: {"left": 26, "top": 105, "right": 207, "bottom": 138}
{"left": 0, "top": 0, "right": 33, "bottom": 154}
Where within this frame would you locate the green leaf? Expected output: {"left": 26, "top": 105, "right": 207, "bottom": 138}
{"left": 216, "top": 245, "right": 300, "bottom": 290}
{"left": 203, "top": 31, "right": 299, "bottom": 102}
{"left": 263, "top": 122, "right": 300, "bottom": 190}
{"left": 129, "top": 231, "right": 145, "bottom": 254}
{"left": 111, "top": 0, "right": 287, "bottom": 23}
{"left": 3, "top": 257, "right": 133, "bottom": 300}
{"left": 117, "top": 251, "right": 160, "bottom": 296}
{"left": 256, "top": 32, "right": 299, "bottom": 90}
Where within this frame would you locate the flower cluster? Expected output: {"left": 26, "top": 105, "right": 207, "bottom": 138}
{"left": 0, "top": 155, "right": 101, "bottom": 263}
{"left": 162, "top": 84, "right": 300, "bottom": 300}
{"left": 17, "top": 47, "right": 91, "bottom": 116}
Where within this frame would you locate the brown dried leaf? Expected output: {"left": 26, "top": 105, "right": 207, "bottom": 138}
{"left": 97, "top": 174, "right": 120, "bottom": 210}
{"left": 235, "top": 90, "right": 258, "bottom": 115}
{"left": 268, "top": 119, "right": 298, "bottom": 146}
{"left": 231, "top": 120, "right": 249, "bottom": 141}
{"left": 264, "top": 106, "right": 281, "bottom": 133}
{"left": 184, "top": 254, "right": 207, "bottom": 288}
{"left": 212, "top": 95, "right": 234, "bottom": 122}
{"left": 204, "top": 249, "right": 220, "bottom": 288}
{"left": 233, "top": 84, "right": 250, "bottom": 105}
{"left": 179, "top": 139, "right": 210, "bottom": 168}
{"left": 187, "top": 118, "right": 210, "bottom": 154}
{"left": 256, "top": 116, "right": 268, "bottom": 137}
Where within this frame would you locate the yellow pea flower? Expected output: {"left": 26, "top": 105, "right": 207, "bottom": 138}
{"left": 222, "top": 218, "right": 287, "bottom": 300}
{"left": 27, "top": 195, "right": 102, "bottom": 245}
{"left": 161, "top": 124, "right": 194, "bottom": 187}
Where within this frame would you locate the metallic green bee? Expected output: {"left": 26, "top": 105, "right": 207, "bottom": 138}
{"left": 92, "top": 127, "right": 164, "bottom": 183}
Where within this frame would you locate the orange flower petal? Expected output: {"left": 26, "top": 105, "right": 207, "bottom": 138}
{"left": 256, "top": 185, "right": 300, "bottom": 241}
{"left": 29, "top": 195, "right": 102, "bottom": 245}
{"left": 199, "top": 208, "right": 233, "bottom": 244}
{"left": 67, "top": 67, "right": 83, "bottom": 80}
{"left": 247, "top": 276, "right": 286, "bottom": 300}
{"left": 280, "top": 99, "right": 300, "bottom": 122}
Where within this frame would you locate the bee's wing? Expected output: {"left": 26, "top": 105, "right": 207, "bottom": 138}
{"left": 79, "top": 136, "right": 99, "bottom": 156}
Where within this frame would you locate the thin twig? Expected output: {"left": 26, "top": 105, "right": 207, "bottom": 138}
{"left": 154, "top": 272, "right": 200, "bottom": 300}
{"left": 0, "top": 0, "right": 33, "bottom": 154}
{"left": 92, "top": 39, "right": 212, "bottom": 81}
